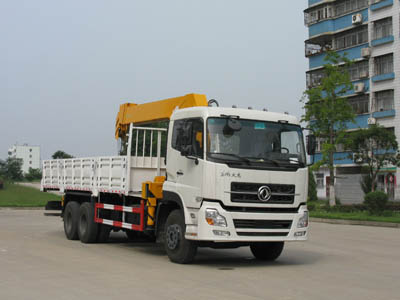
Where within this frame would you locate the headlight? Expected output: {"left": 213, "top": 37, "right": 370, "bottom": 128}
{"left": 205, "top": 209, "right": 227, "bottom": 227}
{"left": 297, "top": 211, "right": 309, "bottom": 228}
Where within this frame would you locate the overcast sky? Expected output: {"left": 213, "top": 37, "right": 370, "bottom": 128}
{"left": 0, "top": 0, "right": 308, "bottom": 160}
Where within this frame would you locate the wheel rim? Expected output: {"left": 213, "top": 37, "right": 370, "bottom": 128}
{"left": 166, "top": 224, "right": 181, "bottom": 250}
{"left": 80, "top": 214, "right": 87, "bottom": 235}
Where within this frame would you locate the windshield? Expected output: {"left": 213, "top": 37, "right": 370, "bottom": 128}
{"left": 207, "top": 117, "right": 306, "bottom": 169}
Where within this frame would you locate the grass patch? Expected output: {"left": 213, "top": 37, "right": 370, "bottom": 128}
{"left": 310, "top": 210, "right": 400, "bottom": 224}
{"left": 0, "top": 182, "right": 60, "bottom": 207}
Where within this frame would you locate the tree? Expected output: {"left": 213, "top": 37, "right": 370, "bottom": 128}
{"left": 346, "top": 124, "right": 399, "bottom": 192}
{"left": 25, "top": 168, "right": 43, "bottom": 182}
{"left": 301, "top": 51, "right": 355, "bottom": 206}
{"left": 52, "top": 151, "right": 74, "bottom": 159}
{"left": 129, "top": 121, "right": 169, "bottom": 157}
{"left": 0, "top": 158, "right": 24, "bottom": 181}
{"left": 308, "top": 168, "right": 318, "bottom": 202}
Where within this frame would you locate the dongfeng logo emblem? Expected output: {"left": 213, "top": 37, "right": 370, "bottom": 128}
{"left": 257, "top": 185, "right": 272, "bottom": 202}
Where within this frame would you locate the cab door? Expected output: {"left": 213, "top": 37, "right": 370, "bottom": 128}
{"left": 166, "top": 118, "right": 204, "bottom": 208}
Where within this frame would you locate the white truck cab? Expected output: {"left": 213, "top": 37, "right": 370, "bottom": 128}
{"left": 160, "top": 106, "right": 309, "bottom": 260}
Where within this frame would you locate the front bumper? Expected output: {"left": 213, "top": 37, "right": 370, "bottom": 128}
{"left": 185, "top": 201, "right": 308, "bottom": 242}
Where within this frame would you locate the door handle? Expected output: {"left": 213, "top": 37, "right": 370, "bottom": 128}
{"left": 177, "top": 170, "right": 184, "bottom": 176}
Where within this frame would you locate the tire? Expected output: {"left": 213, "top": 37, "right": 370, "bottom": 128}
{"left": 164, "top": 210, "right": 197, "bottom": 264}
{"left": 250, "top": 242, "right": 284, "bottom": 261}
{"left": 97, "top": 224, "right": 111, "bottom": 243}
{"left": 78, "top": 202, "right": 98, "bottom": 243}
{"left": 63, "top": 201, "right": 80, "bottom": 240}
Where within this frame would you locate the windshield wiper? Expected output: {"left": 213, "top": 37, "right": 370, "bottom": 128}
{"left": 208, "top": 152, "right": 251, "bottom": 165}
{"left": 280, "top": 158, "right": 306, "bottom": 167}
{"left": 244, "top": 156, "right": 281, "bottom": 167}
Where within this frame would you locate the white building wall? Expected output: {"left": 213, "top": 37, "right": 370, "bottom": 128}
{"left": 369, "top": 1, "right": 400, "bottom": 200}
{"left": 8, "top": 145, "right": 41, "bottom": 174}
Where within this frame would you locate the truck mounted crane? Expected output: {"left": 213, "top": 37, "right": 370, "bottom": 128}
{"left": 42, "top": 93, "right": 315, "bottom": 264}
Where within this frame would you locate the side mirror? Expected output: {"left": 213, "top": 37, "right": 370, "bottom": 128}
{"left": 306, "top": 135, "right": 316, "bottom": 156}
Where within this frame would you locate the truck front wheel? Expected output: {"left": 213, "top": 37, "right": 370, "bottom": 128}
{"left": 78, "top": 202, "right": 98, "bottom": 243}
{"left": 63, "top": 201, "right": 80, "bottom": 240}
{"left": 164, "top": 210, "right": 197, "bottom": 264}
{"left": 250, "top": 242, "right": 284, "bottom": 261}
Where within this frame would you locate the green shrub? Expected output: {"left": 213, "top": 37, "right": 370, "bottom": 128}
{"left": 307, "top": 202, "right": 317, "bottom": 211}
{"left": 364, "top": 191, "right": 388, "bottom": 215}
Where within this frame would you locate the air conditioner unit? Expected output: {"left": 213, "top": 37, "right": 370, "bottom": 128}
{"left": 368, "top": 117, "right": 376, "bottom": 125}
{"left": 360, "top": 70, "right": 369, "bottom": 78}
{"left": 354, "top": 82, "right": 365, "bottom": 93}
{"left": 352, "top": 14, "right": 363, "bottom": 25}
{"left": 361, "top": 47, "right": 371, "bottom": 58}
{"left": 353, "top": 153, "right": 364, "bottom": 164}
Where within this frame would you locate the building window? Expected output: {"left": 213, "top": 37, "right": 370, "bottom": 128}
{"left": 374, "top": 54, "right": 393, "bottom": 76}
{"left": 335, "top": 0, "right": 368, "bottom": 18}
{"left": 29, "top": 161, "right": 32, "bottom": 164}
{"left": 374, "top": 90, "right": 394, "bottom": 112}
{"left": 348, "top": 94, "right": 369, "bottom": 114}
{"left": 305, "top": 4, "right": 334, "bottom": 25}
{"left": 347, "top": 60, "right": 369, "bottom": 81}
{"left": 315, "top": 138, "right": 327, "bottom": 153}
{"left": 306, "top": 69, "right": 325, "bottom": 88}
{"left": 29, "top": 149, "right": 32, "bottom": 152}
{"left": 334, "top": 27, "right": 368, "bottom": 50}
{"left": 374, "top": 17, "right": 392, "bottom": 40}
{"left": 307, "top": 60, "right": 368, "bottom": 88}
{"left": 305, "top": 0, "right": 368, "bottom": 26}
{"left": 316, "top": 173, "right": 324, "bottom": 188}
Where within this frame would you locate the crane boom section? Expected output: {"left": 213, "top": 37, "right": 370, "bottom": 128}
{"left": 115, "top": 93, "right": 208, "bottom": 139}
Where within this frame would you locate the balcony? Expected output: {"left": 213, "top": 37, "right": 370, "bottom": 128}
{"left": 370, "top": 0, "right": 393, "bottom": 11}
{"left": 372, "top": 97, "right": 395, "bottom": 118}
{"left": 371, "top": 35, "right": 394, "bottom": 47}
{"left": 313, "top": 152, "right": 355, "bottom": 165}
{"left": 371, "top": 72, "right": 395, "bottom": 82}
{"left": 309, "top": 43, "right": 369, "bottom": 69}
{"left": 309, "top": 0, "right": 323, "bottom": 6}
{"left": 308, "top": 9, "right": 368, "bottom": 37}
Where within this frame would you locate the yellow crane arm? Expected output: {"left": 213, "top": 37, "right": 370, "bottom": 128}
{"left": 115, "top": 93, "right": 208, "bottom": 139}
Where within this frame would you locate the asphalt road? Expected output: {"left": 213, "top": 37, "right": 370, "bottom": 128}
{"left": 0, "top": 210, "right": 399, "bottom": 300}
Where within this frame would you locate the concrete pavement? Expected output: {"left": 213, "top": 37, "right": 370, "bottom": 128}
{"left": 0, "top": 210, "right": 399, "bottom": 300}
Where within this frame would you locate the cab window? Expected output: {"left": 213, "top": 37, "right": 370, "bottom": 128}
{"left": 172, "top": 118, "right": 204, "bottom": 159}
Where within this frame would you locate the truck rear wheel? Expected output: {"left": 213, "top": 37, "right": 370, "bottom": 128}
{"left": 63, "top": 201, "right": 80, "bottom": 240}
{"left": 250, "top": 242, "right": 284, "bottom": 261}
{"left": 164, "top": 210, "right": 197, "bottom": 264}
{"left": 78, "top": 202, "right": 98, "bottom": 243}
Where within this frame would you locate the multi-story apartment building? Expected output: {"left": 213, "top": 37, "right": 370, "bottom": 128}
{"left": 304, "top": 0, "right": 399, "bottom": 203}
{"left": 8, "top": 144, "right": 41, "bottom": 174}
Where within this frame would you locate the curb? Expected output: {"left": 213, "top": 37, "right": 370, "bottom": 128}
{"left": 311, "top": 217, "right": 400, "bottom": 228}
{"left": 0, "top": 207, "right": 45, "bottom": 210}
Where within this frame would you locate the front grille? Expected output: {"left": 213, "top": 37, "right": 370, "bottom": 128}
{"left": 233, "top": 219, "right": 292, "bottom": 230}
{"left": 230, "top": 182, "right": 295, "bottom": 204}
{"left": 236, "top": 232, "right": 289, "bottom": 237}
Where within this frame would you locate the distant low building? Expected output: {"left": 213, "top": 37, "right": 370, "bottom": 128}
{"left": 8, "top": 144, "right": 41, "bottom": 174}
